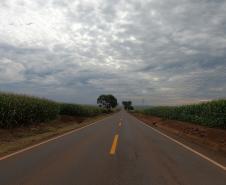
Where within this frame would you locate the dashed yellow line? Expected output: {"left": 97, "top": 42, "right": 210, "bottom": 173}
{"left": 110, "top": 134, "right": 119, "bottom": 155}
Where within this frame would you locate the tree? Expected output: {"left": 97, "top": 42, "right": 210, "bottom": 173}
{"left": 122, "top": 101, "right": 134, "bottom": 110}
{"left": 97, "top": 95, "right": 118, "bottom": 111}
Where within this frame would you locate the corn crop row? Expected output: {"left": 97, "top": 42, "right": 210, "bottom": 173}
{"left": 137, "top": 100, "right": 226, "bottom": 129}
{"left": 0, "top": 92, "right": 104, "bottom": 128}
{"left": 59, "top": 103, "right": 104, "bottom": 117}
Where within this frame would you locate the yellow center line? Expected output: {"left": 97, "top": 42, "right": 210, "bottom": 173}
{"left": 110, "top": 134, "right": 119, "bottom": 155}
{"left": 119, "top": 122, "right": 122, "bottom": 127}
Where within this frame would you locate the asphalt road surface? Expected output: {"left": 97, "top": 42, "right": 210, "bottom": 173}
{"left": 0, "top": 111, "right": 226, "bottom": 185}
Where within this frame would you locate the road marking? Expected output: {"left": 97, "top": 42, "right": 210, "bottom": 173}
{"left": 119, "top": 122, "right": 122, "bottom": 127}
{"left": 134, "top": 117, "right": 226, "bottom": 171}
{"left": 0, "top": 115, "right": 113, "bottom": 161}
{"left": 110, "top": 134, "right": 119, "bottom": 155}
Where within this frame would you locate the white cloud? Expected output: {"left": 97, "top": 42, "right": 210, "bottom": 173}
{"left": 0, "top": 58, "right": 25, "bottom": 83}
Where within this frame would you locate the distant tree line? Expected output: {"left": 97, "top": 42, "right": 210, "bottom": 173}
{"left": 122, "top": 101, "right": 134, "bottom": 110}
{"left": 97, "top": 94, "right": 118, "bottom": 112}
{"left": 96, "top": 94, "right": 134, "bottom": 112}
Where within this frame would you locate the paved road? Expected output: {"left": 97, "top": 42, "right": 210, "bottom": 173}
{"left": 0, "top": 111, "right": 226, "bottom": 185}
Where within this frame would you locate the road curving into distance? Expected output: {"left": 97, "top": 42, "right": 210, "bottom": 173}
{"left": 0, "top": 110, "right": 226, "bottom": 185}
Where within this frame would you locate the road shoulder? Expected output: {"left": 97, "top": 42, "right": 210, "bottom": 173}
{"left": 131, "top": 112, "right": 226, "bottom": 168}
{"left": 0, "top": 114, "right": 112, "bottom": 158}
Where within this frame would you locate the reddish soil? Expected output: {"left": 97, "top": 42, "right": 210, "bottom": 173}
{"left": 133, "top": 113, "right": 226, "bottom": 155}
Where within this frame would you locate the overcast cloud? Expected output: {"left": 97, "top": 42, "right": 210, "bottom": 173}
{"left": 0, "top": 0, "right": 226, "bottom": 105}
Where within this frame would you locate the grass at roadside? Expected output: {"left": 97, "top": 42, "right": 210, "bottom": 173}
{"left": 0, "top": 113, "right": 111, "bottom": 157}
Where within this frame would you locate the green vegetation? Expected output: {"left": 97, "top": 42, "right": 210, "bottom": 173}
{"left": 137, "top": 100, "right": 226, "bottom": 129}
{"left": 0, "top": 92, "right": 60, "bottom": 128}
{"left": 122, "top": 101, "right": 134, "bottom": 110}
{"left": 97, "top": 94, "right": 118, "bottom": 112}
{"left": 0, "top": 92, "right": 104, "bottom": 128}
{"left": 59, "top": 103, "right": 103, "bottom": 117}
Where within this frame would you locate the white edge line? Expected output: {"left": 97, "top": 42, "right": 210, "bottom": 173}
{"left": 133, "top": 116, "right": 226, "bottom": 171}
{"left": 0, "top": 115, "right": 112, "bottom": 161}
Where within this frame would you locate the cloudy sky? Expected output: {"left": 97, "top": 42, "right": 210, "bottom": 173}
{"left": 0, "top": 0, "right": 226, "bottom": 105}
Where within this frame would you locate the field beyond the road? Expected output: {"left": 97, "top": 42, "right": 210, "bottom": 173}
{"left": 136, "top": 99, "right": 226, "bottom": 129}
{"left": 0, "top": 92, "right": 104, "bottom": 128}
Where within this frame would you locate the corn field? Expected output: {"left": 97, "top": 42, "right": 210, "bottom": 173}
{"left": 138, "top": 100, "right": 226, "bottom": 129}
{"left": 0, "top": 92, "right": 60, "bottom": 128}
{"left": 59, "top": 103, "right": 104, "bottom": 117}
{"left": 0, "top": 92, "right": 104, "bottom": 128}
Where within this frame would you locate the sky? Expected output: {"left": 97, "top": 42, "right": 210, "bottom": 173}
{"left": 0, "top": 0, "right": 226, "bottom": 105}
